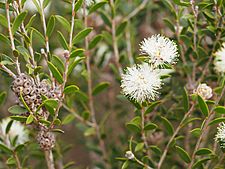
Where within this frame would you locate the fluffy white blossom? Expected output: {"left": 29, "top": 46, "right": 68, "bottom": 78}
{"left": 194, "top": 83, "right": 213, "bottom": 100}
{"left": 121, "top": 64, "right": 162, "bottom": 103}
{"left": 215, "top": 122, "right": 225, "bottom": 148}
{"left": 214, "top": 43, "right": 225, "bottom": 74}
{"left": 139, "top": 34, "right": 179, "bottom": 67}
{"left": 0, "top": 118, "right": 29, "bottom": 147}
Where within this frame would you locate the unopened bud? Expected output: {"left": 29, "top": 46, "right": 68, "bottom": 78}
{"left": 125, "top": 151, "right": 134, "bottom": 160}
{"left": 194, "top": 83, "right": 213, "bottom": 100}
{"left": 63, "top": 50, "right": 70, "bottom": 60}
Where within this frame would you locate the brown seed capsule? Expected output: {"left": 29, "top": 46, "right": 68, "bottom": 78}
{"left": 37, "top": 130, "right": 55, "bottom": 151}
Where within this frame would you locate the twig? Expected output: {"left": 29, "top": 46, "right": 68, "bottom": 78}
{"left": 109, "top": 0, "right": 122, "bottom": 74}
{"left": 13, "top": 152, "right": 22, "bottom": 169}
{"left": 5, "top": 1, "right": 21, "bottom": 75}
{"left": 44, "top": 150, "right": 55, "bottom": 169}
{"left": 123, "top": 0, "right": 148, "bottom": 21}
{"left": 62, "top": 103, "right": 94, "bottom": 127}
{"left": 157, "top": 104, "right": 195, "bottom": 169}
{"left": 0, "top": 64, "right": 17, "bottom": 78}
{"left": 83, "top": 3, "right": 109, "bottom": 167}
{"left": 39, "top": 0, "right": 50, "bottom": 54}
{"left": 141, "top": 107, "right": 150, "bottom": 156}
{"left": 188, "top": 87, "right": 225, "bottom": 169}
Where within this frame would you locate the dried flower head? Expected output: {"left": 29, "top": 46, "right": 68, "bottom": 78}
{"left": 121, "top": 64, "right": 162, "bottom": 103}
{"left": 139, "top": 34, "right": 179, "bottom": 67}
{"left": 0, "top": 118, "right": 29, "bottom": 147}
{"left": 214, "top": 43, "right": 225, "bottom": 74}
{"left": 125, "top": 151, "right": 134, "bottom": 160}
{"left": 194, "top": 83, "right": 213, "bottom": 100}
{"left": 215, "top": 122, "right": 225, "bottom": 150}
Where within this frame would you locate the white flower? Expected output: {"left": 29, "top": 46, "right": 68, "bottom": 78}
{"left": 214, "top": 43, "right": 225, "bottom": 74}
{"left": 215, "top": 122, "right": 225, "bottom": 148}
{"left": 139, "top": 34, "right": 179, "bottom": 67}
{"left": 0, "top": 118, "right": 29, "bottom": 147}
{"left": 194, "top": 83, "right": 213, "bottom": 100}
{"left": 85, "top": 0, "right": 94, "bottom": 6}
{"left": 125, "top": 151, "right": 134, "bottom": 160}
{"left": 121, "top": 64, "right": 162, "bottom": 103}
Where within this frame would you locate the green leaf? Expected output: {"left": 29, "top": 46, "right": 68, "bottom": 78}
{"left": 116, "top": 21, "right": 127, "bottom": 36}
{"left": 51, "top": 55, "right": 65, "bottom": 73}
{"left": 126, "top": 116, "right": 141, "bottom": 133}
{"left": 30, "top": 27, "right": 45, "bottom": 45}
{"left": 92, "top": 82, "right": 110, "bottom": 95}
{"left": 0, "top": 33, "right": 10, "bottom": 46}
{"left": 175, "top": 146, "right": 191, "bottom": 163}
{"left": 14, "top": 144, "right": 25, "bottom": 152}
{"left": 88, "top": 34, "right": 102, "bottom": 49}
{"left": 6, "top": 157, "right": 16, "bottom": 165}
{"left": 62, "top": 114, "right": 75, "bottom": 125}
{"left": 12, "top": 11, "right": 28, "bottom": 35}
{"left": 191, "top": 128, "right": 201, "bottom": 137}
{"left": 52, "top": 128, "right": 64, "bottom": 133}
{"left": 43, "top": 0, "right": 51, "bottom": 8}
{"left": 121, "top": 160, "right": 129, "bottom": 169}
{"left": 8, "top": 105, "right": 27, "bottom": 115}
{"left": 145, "top": 101, "right": 161, "bottom": 115}
{"left": 46, "top": 15, "right": 55, "bottom": 37}
{"left": 26, "top": 114, "right": 34, "bottom": 124}
{"left": 57, "top": 31, "right": 69, "bottom": 50}
{"left": 19, "top": 91, "right": 31, "bottom": 112}
{"left": 47, "top": 62, "right": 63, "bottom": 84}
{"left": 84, "top": 127, "right": 95, "bottom": 136}
{"left": 150, "top": 145, "right": 162, "bottom": 155}
{"left": 214, "top": 106, "right": 225, "bottom": 114}
{"left": 144, "top": 122, "right": 158, "bottom": 131}
{"left": 198, "top": 95, "right": 209, "bottom": 116}
{"left": 88, "top": 1, "right": 107, "bottom": 14}
{"left": 72, "top": 27, "right": 92, "bottom": 45}
{"left": 183, "top": 87, "right": 189, "bottom": 112}
{"left": 161, "top": 116, "right": 174, "bottom": 135}
{"left": 67, "top": 57, "right": 85, "bottom": 76}
{"left": 10, "top": 116, "right": 27, "bottom": 122}
{"left": 70, "top": 48, "right": 84, "bottom": 58}
{"left": 195, "top": 148, "right": 213, "bottom": 156}
{"left": 135, "top": 143, "right": 144, "bottom": 152}
{"left": 0, "top": 144, "right": 13, "bottom": 154}
{"left": 192, "top": 158, "right": 211, "bottom": 169}
{"left": 0, "top": 92, "right": 6, "bottom": 105}
{"left": 64, "top": 85, "right": 79, "bottom": 94}
{"left": 44, "top": 99, "right": 58, "bottom": 109}
{"left": 74, "top": 0, "right": 83, "bottom": 12}
{"left": 163, "top": 18, "right": 175, "bottom": 32}
{"left": 209, "top": 117, "right": 225, "bottom": 126}
{"left": 25, "top": 14, "right": 36, "bottom": 29}
{"left": 55, "top": 15, "right": 70, "bottom": 32}
{"left": 5, "top": 120, "right": 13, "bottom": 134}
{"left": 0, "top": 14, "right": 7, "bottom": 28}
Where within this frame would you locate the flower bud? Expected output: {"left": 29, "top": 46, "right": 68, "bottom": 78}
{"left": 125, "top": 151, "right": 134, "bottom": 160}
{"left": 194, "top": 83, "right": 212, "bottom": 100}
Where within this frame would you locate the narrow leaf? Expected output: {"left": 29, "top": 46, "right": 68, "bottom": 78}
{"left": 48, "top": 62, "right": 63, "bottom": 84}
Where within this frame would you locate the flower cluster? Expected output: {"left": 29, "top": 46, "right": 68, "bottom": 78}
{"left": 0, "top": 118, "right": 29, "bottom": 148}
{"left": 11, "top": 73, "right": 61, "bottom": 112}
{"left": 121, "top": 34, "right": 179, "bottom": 103}
{"left": 215, "top": 122, "right": 225, "bottom": 151}
{"left": 214, "top": 43, "right": 225, "bottom": 74}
